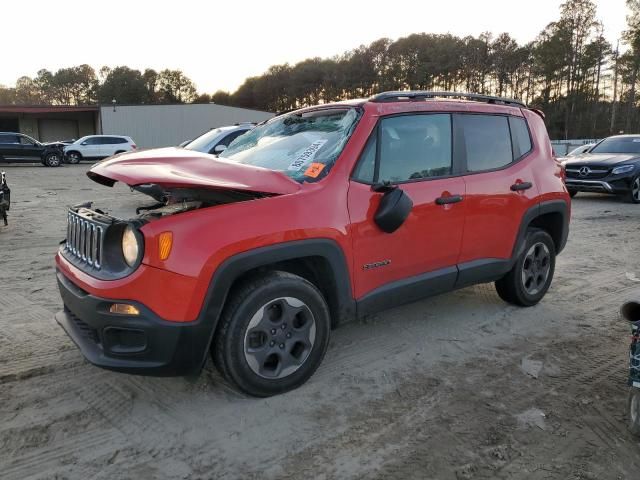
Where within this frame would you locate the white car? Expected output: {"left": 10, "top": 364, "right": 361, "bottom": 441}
{"left": 566, "top": 143, "right": 595, "bottom": 156}
{"left": 64, "top": 135, "right": 136, "bottom": 163}
{"left": 182, "top": 123, "right": 255, "bottom": 155}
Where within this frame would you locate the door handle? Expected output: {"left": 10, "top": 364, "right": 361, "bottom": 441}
{"left": 435, "top": 194, "right": 463, "bottom": 205}
{"left": 510, "top": 181, "right": 532, "bottom": 191}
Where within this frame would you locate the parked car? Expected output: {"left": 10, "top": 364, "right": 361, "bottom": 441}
{"left": 54, "top": 91, "right": 570, "bottom": 397}
{"left": 64, "top": 135, "right": 136, "bottom": 163}
{"left": 563, "top": 134, "right": 640, "bottom": 202}
{"left": 181, "top": 123, "right": 255, "bottom": 155}
{"left": 566, "top": 143, "right": 595, "bottom": 156}
{"left": 0, "top": 132, "right": 65, "bottom": 167}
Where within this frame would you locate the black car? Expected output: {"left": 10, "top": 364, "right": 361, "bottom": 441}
{"left": 563, "top": 135, "right": 640, "bottom": 203}
{"left": 0, "top": 132, "right": 65, "bottom": 167}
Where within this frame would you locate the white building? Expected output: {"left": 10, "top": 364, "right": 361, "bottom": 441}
{"left": 100, "top": 103, "right": 273, "bottom": 148}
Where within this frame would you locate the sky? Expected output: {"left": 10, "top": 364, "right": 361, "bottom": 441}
{"left": 1, "top": 0, "right": 630, "bottom": 94}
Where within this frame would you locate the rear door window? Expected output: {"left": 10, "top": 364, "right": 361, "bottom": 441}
{"left": 458, "top": 115, "right": 512, "bottom": 172}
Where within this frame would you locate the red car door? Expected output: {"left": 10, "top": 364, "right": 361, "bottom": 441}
{"left": 455, "top": 113, "right": 539, "bottom": 278}
{"left": 348, "top": 113, "right": 466, "bottom": 310}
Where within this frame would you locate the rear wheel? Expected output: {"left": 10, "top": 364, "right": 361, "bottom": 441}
{"left": 213, "top": 271, "right": 331, "bottom": 397}
{"left": 44, "top": 152, "right": 61, "bottom": 167}
{"left": 627, "top": 176, "right": 640, "bottom": 204}
{"left": 495, "top": 229, "right": 556, "bottom": 307}
{"left": 66, "top": 151, "right": 81, "bottom": 164}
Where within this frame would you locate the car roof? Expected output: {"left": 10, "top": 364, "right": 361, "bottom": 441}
{"left": 287, "top": 91, "right": 529, "bottom": 118}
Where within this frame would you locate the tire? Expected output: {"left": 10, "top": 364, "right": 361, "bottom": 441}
{"left": 629, "top": 389, "right": 640, "bottom": 436}
{"left": 568, "top": 189, "right": 578, "bottom": 198}
{"left": 213, "top": 271, "right": 331, "bottom": 397}
{"left": 44, "top": 152, "right": 62, "bottom": 167}
{"left": 627, "top": 176, "right": 640, "bottom": 204}
{"left": 66, "top": 151, "right": 82, "bottom": 164}
{"left": 495, "top": 229, "right": 556, "bottom": 307}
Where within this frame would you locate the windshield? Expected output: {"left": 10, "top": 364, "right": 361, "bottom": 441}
{"left": 590, "top": 137, "right": 640, "bottom": 154}
{"left": 220, "top": 108, "right": 361, "bottom": 183}
{"left": 184, "top": 129, "right": 224, "bottom": 151}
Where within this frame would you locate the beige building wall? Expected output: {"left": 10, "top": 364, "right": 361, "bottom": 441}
{"left": 100, "top": 104, "right": 274, "bottom": 148}
{"left": 77, "top": 114, "right": 95, "bottom": 138}
{"left": 18, "top": 116, "right": 39, "bottom": 139}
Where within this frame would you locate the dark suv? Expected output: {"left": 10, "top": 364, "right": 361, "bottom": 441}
{"left": 563, "top": 134, "right": 640, "bottom": 203}
{"left": 55, "top": 91, "right": 571, "bottom": 396}
{"left": 0, "top": 132, "right": 65, "bottom": 167}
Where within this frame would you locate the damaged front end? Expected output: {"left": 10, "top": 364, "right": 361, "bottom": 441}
{"left": 62, "top": 149, "right": 300, "bottom": 279}
{"left": 62, "top": 185, "right": 271, "bottom": 280}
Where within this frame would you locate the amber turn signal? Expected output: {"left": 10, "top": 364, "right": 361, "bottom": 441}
{"left": 158, "top": 232, "right": 173, "bottom": 260}
{"left": 109, "top": 303, "right": 140, "bottom": 315}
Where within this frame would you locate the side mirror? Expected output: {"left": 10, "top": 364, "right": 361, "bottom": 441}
{"left": 81, "top": 141, "right": 88, "bottom": 146}
{"left": 213, "top": 144, "right": 227, "bottom": 154}
{"left": 374, "top": 186, "right": 413, "bottom": 233}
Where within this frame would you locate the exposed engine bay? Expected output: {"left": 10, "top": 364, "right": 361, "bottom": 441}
{"left": 79, "top": 183, "right": 271, "bottom": 224}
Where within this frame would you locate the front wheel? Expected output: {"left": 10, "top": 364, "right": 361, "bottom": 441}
{"left": 66, "top": 152, "right": 81, "bottom": 164}
{"left": 212, "top": 271, "right": 331, "bottom": 397}
{"left": 44, "top": 152, "right": 61, "bottom": 167}
{"left": 495, "top": 229, "right": 556, "bottom": 307}
{"left": 627, "top": 176, "right": 640, "bottom": 204}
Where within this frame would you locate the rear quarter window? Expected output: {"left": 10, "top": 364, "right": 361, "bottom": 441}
{"left": 509, "top": 117, "right": 532, "bottom": 159}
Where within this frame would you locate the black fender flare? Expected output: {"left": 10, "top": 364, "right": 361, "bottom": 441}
{"left": 512, "top": 199, "right": 570, "bottom": 260}
{"left": 192, "top": 238, "right": 355, "bottom": 370}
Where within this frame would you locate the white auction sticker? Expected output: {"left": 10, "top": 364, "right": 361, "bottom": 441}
{"left": 288, "top": 140, "right": 328, "bottom": 171}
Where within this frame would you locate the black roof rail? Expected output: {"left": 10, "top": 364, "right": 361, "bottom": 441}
{"left": 369, "top": 91, "right": 527, "bottom": 108}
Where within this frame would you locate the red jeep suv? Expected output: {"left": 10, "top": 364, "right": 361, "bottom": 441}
{"left": 55, "top": 91, "right": 570, "bottom": 396}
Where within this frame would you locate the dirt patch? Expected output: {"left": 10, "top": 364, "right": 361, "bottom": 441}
{"left": 0, "top": 165, "right": 639, "bottom": 479}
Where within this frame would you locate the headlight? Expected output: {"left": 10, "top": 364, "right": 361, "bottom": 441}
{"left": 612, "top": 165, "right": 635, "bottom": 175}
{"left": 122, "top": 225, "right": 140, "bottom": 267}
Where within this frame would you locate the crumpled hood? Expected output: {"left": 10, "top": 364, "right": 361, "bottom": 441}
{"left": 87, "top": 147, "right": 301, "bottom": 195}
{"left": 563, "top": 153, "right": 640, "bottom": 166}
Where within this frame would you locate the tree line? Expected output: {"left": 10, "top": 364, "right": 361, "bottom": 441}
{"left": 2, "top": 0, "right": 640, "bottom": 139}
{"left": 0, "top": 66, "right": 202, "bottom": 106}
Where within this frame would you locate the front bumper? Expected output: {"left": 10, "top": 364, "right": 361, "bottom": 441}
{"left": 565, "top": 173, "right": 635, "bottom": 194}
{"left": 55, "top": 270, "right": 213, "bottom": 376}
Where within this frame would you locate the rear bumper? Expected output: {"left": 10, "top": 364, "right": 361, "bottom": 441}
{"left": 55, "top": 269, "right": 213, "bottom": 376}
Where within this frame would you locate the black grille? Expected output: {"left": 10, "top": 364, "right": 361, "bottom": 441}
{"left": 566, "top": 166, "right": 610, "bottom": 179}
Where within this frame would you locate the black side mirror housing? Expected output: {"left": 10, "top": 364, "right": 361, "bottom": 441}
{"left": 374, "top": 187, "right": 413, "bottom": 233}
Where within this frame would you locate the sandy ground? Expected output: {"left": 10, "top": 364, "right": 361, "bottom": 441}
{"left": 0, "top": 163, "right": 639, "bottom": 479}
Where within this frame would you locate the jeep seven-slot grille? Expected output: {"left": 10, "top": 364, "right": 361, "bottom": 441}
{"left": 66, "top": 210, "right": 104, "bottom": 269}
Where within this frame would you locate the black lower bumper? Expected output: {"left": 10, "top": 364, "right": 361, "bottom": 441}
{"left": 55, "top": 270, "right": 213, "bottom": 376}
{"left": 565, "top": 176, "right": 633, "bottom": 195}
